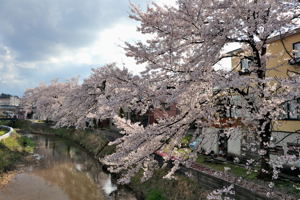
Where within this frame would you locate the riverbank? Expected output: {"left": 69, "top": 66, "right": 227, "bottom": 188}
{"left": 0, "top": 127, "right": 36, "bottom": 187}
{"left": 12, "top": 120, "right": 208, "bottom": 200}
{"left": 13, "top": 120, "right": 116, "bottom": 158}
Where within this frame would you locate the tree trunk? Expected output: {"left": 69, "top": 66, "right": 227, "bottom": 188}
{"left": 257, "top": 118, "right": 272, "bottom": 180}
{"left": 252, "top": 43, "right": 273, "bottom": 179}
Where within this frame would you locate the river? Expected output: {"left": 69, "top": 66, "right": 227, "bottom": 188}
{"left": 0, "top": 134, "right": 136, "bottom": 200}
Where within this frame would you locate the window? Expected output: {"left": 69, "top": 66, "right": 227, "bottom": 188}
{"left": 240, "top": 58, "right": 250, "bottom": 72}
{"left": 287, "top": 142, "right": 300, "bottom": 156}
{"left": 161, "top": 102, "right": 170, "bottom": 111}
{"left": 281, "top": 99, "right": 300, "bottom": 120}
{"left": 239, "top": 58, "right": 252, "bottom": 74}
{"left": 293, "top": 42, "right": 300, "bottom": 60}
{"left": 269, "top": 145, "right": 284, "bottom": 156}
{"left": 288, "top": 42, "right": 300, "bottom": 65}
{"left": 226, "top": 95, "right": 251, "bottom": 118}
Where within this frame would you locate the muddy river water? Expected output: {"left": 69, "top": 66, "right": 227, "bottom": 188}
{"left": 0, "top": 134, "right": 136, "bottom": 200}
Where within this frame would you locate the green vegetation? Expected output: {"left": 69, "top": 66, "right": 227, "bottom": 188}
{"left": 130, "top": 168, "right": 207, "bottom": 200}
{"left": 0, "top": 131, "right": 36, "bottom": 174}
{"left": 145, "top": 189, "right": 167, "bottom": 200}
{"left": 181, "top": 134, "right": 193, "bottom": 146}
{"left": 196, "top": 155, "right": 258, "bottom": 180}
{"left": 0, "top": 124, "right": 10, "bottom": 136}
{"left": 276, "top": 179, "right": 300, "bottom": 196}
{"left": 0, "top": 129, "right": 6, "bottom": 136}
{"left": 13, "top": 120, "right": 114, "bottom": 157}
{"left": 0, "top": 120, "right": 10, "bottom": 126}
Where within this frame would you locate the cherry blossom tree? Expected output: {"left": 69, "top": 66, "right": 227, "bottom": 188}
{"left": 102, "top": 0, "right": 300, "bottom": 190}
{"left": 29, "top": 63, "right": 158, "bottom": 128}
{"left": 22, "top": 78, "right": 78, "bottom": 121}
{"left": 54, "top": 63, "right": 148, "bottom": 128}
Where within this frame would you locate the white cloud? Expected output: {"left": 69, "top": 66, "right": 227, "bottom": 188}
{"left": 150, "top": 0, "right": 177, "bottom": 7}
{"left": 92, "top": 18, "right": 147, "bottom": 74}
{"left": 36, "top": 18, "right": 147, "bottom": 74}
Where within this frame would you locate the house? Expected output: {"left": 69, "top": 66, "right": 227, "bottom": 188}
{"left": 0, "top": 93, "right": 20, "bottom": 106}
{"left": 263, "top": 28, "right": 300, "bottom": 160}
{"left": 200, "top": 28, "right": 300, "bottom": 159}
{"left": 0, "top": 93, "right": 21, "bottom": 118}
{"left": 121, "top": 103, "right": 179, "bottom": 127}
{"left": 146, "top": 103, "right": 178, "bottom": 125}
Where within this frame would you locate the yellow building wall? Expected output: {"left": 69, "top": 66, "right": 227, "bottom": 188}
{"left": 230, "top": 33, "right": 300, "bottom": 75}
{"left": 231, "top": 56, "right": 242, "bottom": 72}
{"left": 272, "top": 120, "right": 300, "bottom": 133}
{"left": 268, "top": 34, "right": 300, "bottom": 132}
{"left": 230, "top": 33, "right": 300, "bottom": 133}
{"left": 266, "top": 33, "right": 300, "bottom": 78}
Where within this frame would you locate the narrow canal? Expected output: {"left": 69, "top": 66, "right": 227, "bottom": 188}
{"left": 0, "top": 134, "right": 136, "bottom": 200}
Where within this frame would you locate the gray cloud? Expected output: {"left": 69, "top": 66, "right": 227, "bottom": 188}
{"left": 0, "top": 0, "right": 150, "bottom": 96}
{"left": 0, "top": 0, "right": 139, "bottom": 61}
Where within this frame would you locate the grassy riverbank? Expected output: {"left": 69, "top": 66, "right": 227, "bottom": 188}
{"left": 0, "top": 131, "right": 35, "bottom": 172}
{"left": 12, "top": 120, "right": 208, "bottom": 200}
{"left": 13, "top": 120, "right": 115, "bottom": 157}
{"left": 0, "top": 130, "right": 35, "bottom": 173}
{"left": 0, "top": 129, "right": 6, "bottom": 136}
{"left": 0, "top": 129, "right": 36, "bottom": 186}
{"left": 0, "top": 124, "right": 10, "bottom": 136}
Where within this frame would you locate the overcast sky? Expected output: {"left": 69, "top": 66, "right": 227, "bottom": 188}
{"left": 0, "top": 0, "right": 179, "bottom": 96}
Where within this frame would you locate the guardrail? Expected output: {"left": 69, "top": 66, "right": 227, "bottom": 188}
{"left": 0, "top": 125, "right": 13, "bottom": 141}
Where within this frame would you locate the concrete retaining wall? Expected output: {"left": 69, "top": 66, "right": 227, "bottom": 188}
{"left": 0, "top": 125, "right": 13, "bottom": 141}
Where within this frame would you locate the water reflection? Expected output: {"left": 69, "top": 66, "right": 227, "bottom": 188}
{"left": 0, "top": 134, "right": 135, "bottom": 200}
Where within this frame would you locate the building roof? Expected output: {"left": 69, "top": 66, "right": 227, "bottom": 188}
{"left": 225, "top": 27, "right": 300, "bottom": 55}
{"left": 267, "top": 27, "right": 300, "bottom": 44}
{"left": 0, "top": 93, "right": 11, "bottom": 99}
{"left": 0, "top": 93, "right": 19, "bottom": 99}
{"left": 226, "top": 48, "right": 243, "bottom": 55}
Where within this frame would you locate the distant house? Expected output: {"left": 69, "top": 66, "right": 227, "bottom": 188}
{"left": 119, "top": 102, "right": 179, "bottom": 127}
{"left": 147, "top": 103, "right": 179, "bottom": 125}
{"left": 0, "top": 93, "right": 21, "bottom": 118}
